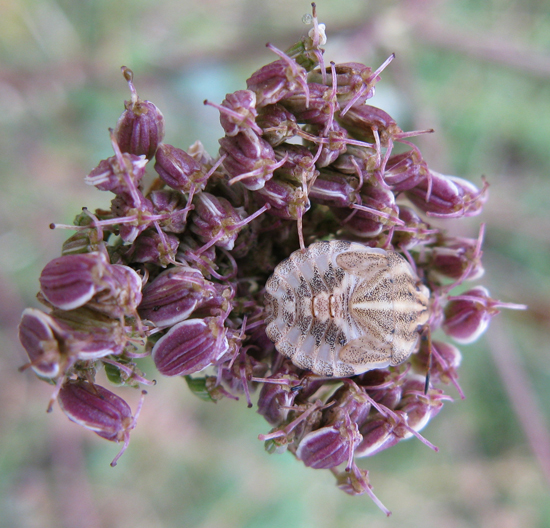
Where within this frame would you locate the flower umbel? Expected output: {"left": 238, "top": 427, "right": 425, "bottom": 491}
{"left": 18, "top": 3, "right": 526, "bottom": 515}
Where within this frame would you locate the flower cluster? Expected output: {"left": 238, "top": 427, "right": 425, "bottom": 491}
{"left": 18, "top": 4, "right": 525, "bottom": 514}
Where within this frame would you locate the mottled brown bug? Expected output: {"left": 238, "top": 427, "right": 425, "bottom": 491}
{"left": 264, "top": 240, "right": 430, "bottom": 377}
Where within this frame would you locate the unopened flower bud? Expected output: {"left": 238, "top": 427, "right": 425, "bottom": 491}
{"left": 138, "top": 267, "right": 218, "bottom": 328}
{"left": 338, "top": 104, "right": 431, "bottom": 153}
{"left": 19, "top": 308, "right": 68, "bottom": 379}
{"left": 331, "top": 145, "right": 378, "bottom": 174}
{"left": 384, "top": 146, "right": 429, "bottom": 192}
{"left": 326, "top": 381, "right": 371, "bottom": 428}
{"left": 114, "top": 67, "right": 165, "bottom": 160}
{"left": 85, "top": 148, "right": 147, "bottom": 201}
{"left": 18, "top": 307, "right": 128, "bottom": 384}
{"left": 309, "top": 62, "right": 376, "bottom": 108}
{"left": 109, "top": 193, "right": 155, "bottom": 243}
{"left": 392, "top": 206, "right": 438, "bottom": 250}
{"left": 255, "top": 177, "right": 310, "bottom": 220}
{"left": 87, "top": 263, "right": 143, "bottom": 321}
{"left": 295, "top": 409, "right": 361, "bottom": 469}
{"left": 398, "top": 381, "right": 447, "bottom": 433}
{"left": 337, "top": 104, "right": 402, "bottom": 147}
{"left": 126, "top": 228, "right": 179, "bottom": 267}
{"left": 39, "top": 252, "right": 109, "bottom": 311}
{"left": 219, "top": 132, "right": 284, "bottom": 190}
{"left": 355, "top": 415, "right": 401, "bottom": 457}
{"left": 309, "top": 168, "right": 359, "bottom": 208}
{"left": 209, "top": 90, "right": 262, "bottom": 137}
{"left": 306, "top": 121, "right": 352, "bottom": 168}
{"left": 443, "top": 286, "right": 526, "bottom": 343}
{"left": 57, "top": 379, "right": 145, "bottom": 466}
{"left": 154, "top": 143, "right": 207, "bottom": 193}
{"left": 405, "top": 172, "right": 488, "bottom": 218}
{"left": 357, "top": 368, "right": 404, "bottom": 410}
{"left": 191, "top": 191, "right": 268, "bottom": 251}
{"left": 274, "top": 143, "right": 318, "bottom": 185}
{"left": 412, "top": 339, "right": 463, "bottom": 396}
{"left": 427, "top": 232, "right": 485, "bottom": 283}
{"left": 246, "top": 48, "right": 309, "bottom": 108}
{"left": 257, "top": 364, "right": 301, "bottom": 426}
{"left": 256, "top": 104, "right": 299, "bottom": 146}
{"left": 337, "top": 182, "right": 401, "bottom": 238}
{"left": 152, "top": 317, "right": 229, "bottom": 376}
{"left": 281, "top": 82, "right": 335, "bottom": 129}
{"left": 148, "top": 190, "right": 189, "bottom": 234}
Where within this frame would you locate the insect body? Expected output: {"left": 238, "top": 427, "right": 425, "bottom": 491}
{"left": 264, "top": 240, "right": 430, "bottom": 377}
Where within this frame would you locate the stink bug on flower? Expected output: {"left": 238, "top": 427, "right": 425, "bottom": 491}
{"left": 264, "top": 240, "right": 430, "bottom": 377}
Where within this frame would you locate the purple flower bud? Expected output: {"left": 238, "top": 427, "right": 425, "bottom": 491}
{"left": 114, "top": 67, "right": 165, "bottom": 160}
{"left": 274, "top": 143, "right": 319, "bottom": 185}
{"left": 254, "top": 177, "right": 300, "bottom": 212}
{"left": 326, "top": 381, "right": 372, "bottom": 428}
{"left": 331, "top": 146, "right": 378, "bottom": 174}
{"left": 310, "top": 62, "right": 374, "bottom": 106}
{"left": 295, "top": 409, "right": 361, "bottom": 469}
{"left": 405, "top": 172, "right": 488, "bottom": 218}
{"left": 336, "top": 182, "right": 401, "bottom": 237}
{"left": 191, "top": 191, "right": 268, "bottom": 251}
{"left": 355, "top": 415, "right": 401, "bottom": 457}
{"left": 442, "top": 286, "right": 526, "bottom": 344}
{"left": 126, "top": 228, "right": 179, "bottom": 267}
{"left": 138, "top": 267, "right": 218, "bottom": 328}
{"left": 337, "top": 104, "right": 402, "bottom": 147}
{"left": 257, "top": 364, "right": 301, "bottom": 426}
{"left": 84, "top": 148, "right": 147, "bottom": 201}
{"left": 306, "top": 120, "right": 352, "bottom": 168}
{"left": 152, "top": 317, "right": 229, "bottom": 376}
{"left": 52, "top": 306, "right": 129, "bottom": 358}
{"left": 191, "top": 281, "right": 234, "bottom": 318}
{"left": 427, "top": 232, "right": 485, "bottom": 283}
{"left": 87, "top": 263, "right": 143, "bottom": 321}
{"left": 39, "top": 252, "right": 109, "bottom": 311}
{"left": 256, "top": 104, "right": 299, "bottom": 146}
{"left": 392, "top": 206, "right": 438, "bottom": 250}
{"left": 338, "top": 104, "right": 432, "bottom": 154}
{"left": 176, "top": 236, "right": 221, "bottom": 279}
{"left": 109, "top": 193, "right": 155, "bottom": 243}
{"left": 384, "top": 146, "right": 429, "bottom": 192}
{"left": 398, "top": 382, "right": 446, "bottom": 433}
{"left": 19, "top": 308, "right": 67, "bottom": 379}
{"left": 208, "top": 90, "right": 263, "bottom": 137}
{"left": 57, "top": 379, "right": 145, "bottom": 466}
{"left": 357, "top": 369, "right": 404, "bottom": 410}
{"left": 255, "top": 177, "right": 310, "bottom": 220}
{"left": 281, "top": 82, "right": 336, "bottom": 129}
{"left": 309, "top": 168, "right": 359, "bottom": 208}
{"left": 413, "top": 340, "right": 463, "bottom": 397}
{"left": 18, "top": 307, "right": 129, "bottom": 384}
{"left": 246, "top": 47, "right": 310, "bottom": 108}
{"left": 334, "top": 464, "right": 391, "bottom": 516}
{"left": 148, "top": 190, "right": 189, "bottom": 234}
{"left": 219, "top": 131, "right": 284, "bottom": 191}
{"left": 154, "top": 143, "right": 207, "bottom": 193}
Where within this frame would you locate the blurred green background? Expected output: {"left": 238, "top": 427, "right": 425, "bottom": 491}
{"left": 1, "top": 0, "right": 550, "bottom": 526}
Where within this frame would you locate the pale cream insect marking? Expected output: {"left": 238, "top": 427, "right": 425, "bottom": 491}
{"left": 264, "top": 240, "right": 430, "bottom": 377}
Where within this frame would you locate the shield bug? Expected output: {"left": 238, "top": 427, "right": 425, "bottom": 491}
{"left": 264, "top": 240, "right": 430, "bottom": 377}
